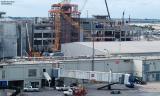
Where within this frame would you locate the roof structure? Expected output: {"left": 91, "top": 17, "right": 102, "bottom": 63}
{"left": 62, "top": 41, "right": 160, "bottom": 57}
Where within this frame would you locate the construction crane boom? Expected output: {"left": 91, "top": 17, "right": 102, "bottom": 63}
{"left": 104, "top": 0, "right": 112, "bottom": 27}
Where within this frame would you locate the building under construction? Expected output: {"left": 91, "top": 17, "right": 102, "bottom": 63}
{"left": 81, "top": 16, "right": 133, "bottom": 41}
{"left": 49, "top": 2, "right": 81, "bottom": 51}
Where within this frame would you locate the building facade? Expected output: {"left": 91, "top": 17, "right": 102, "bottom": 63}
{"left": 0, "top": 18, "right": 18, "bottom": 59}
{"left": 80, "top": 16, "right": 133, "bottom": 42}
{"left": 33, "top": 17, "right": 54, "bottom": 52}
{"left": 0, "top": 60, "right": 56, "bottom": 88}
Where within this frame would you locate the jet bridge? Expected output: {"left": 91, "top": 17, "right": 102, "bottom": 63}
{"left": 59, "top": 69, "right": 131, "bottom": 85}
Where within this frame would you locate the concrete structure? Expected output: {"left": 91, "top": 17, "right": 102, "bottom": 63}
{"left": 80, "top": 16, "right": 133, "bottom": 42}
{"left": 0, "top": 17, "right": 34, "bottom": 58}
{"left": 33, "top": 17, "right": 54, "bottom": 52}
{"left": 0, "top": 18, "right": 17, "bottom": 58}
{"left": 61, "top": 41, "right": 160, "bottom": 57}
{"left": 17, "top": 20, "right": 33, "bottom": 56}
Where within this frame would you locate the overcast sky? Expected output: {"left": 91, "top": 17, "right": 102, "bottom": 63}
{"left": 0, "top": 0, "right": 160, "bottom": 19}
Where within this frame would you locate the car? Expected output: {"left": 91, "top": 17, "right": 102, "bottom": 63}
{"left": 63, "top": 89, "right": 73, "bottom": 96}
{"left": 23, "top": 86, "right": 40, "bottom": 92}
{"left": 56, "top": 85, "right": 70, "bottom": 91}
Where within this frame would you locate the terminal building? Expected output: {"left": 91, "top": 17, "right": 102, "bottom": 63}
{"left": 0, "top": 56, "right": 159, "bottom": 89}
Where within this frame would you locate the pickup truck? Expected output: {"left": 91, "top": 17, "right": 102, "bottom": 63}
{"left": 56, "top": 85, "right": 70, "bottom": 91}
{"left": 23, "top": 86, "right": 40, "bottom": 92}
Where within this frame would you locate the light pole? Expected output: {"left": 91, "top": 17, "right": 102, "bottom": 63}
{"left": 2, "top": 35, "right": 4, "bottom": 61}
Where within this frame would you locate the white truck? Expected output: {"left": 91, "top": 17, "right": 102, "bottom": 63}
{"left": 23, "top": 86, "right": 40, "bottom": 92}
{"left": 63, "top": 89, "right": 73, "bottom": 96}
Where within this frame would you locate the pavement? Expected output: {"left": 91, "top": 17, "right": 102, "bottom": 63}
{"left": 3, "top": 82, "right": 160, "bottom": 96}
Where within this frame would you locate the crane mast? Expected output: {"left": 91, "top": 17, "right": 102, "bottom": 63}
{"left": 49, "top": 0, "right": 80, "bottom": 51}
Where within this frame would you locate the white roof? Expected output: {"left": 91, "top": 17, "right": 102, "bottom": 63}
{"left": 63, "top": 41, "right": 160, "bottom": 55}
{"left": 80, "top": 41, "right": 160, "bottom": 54}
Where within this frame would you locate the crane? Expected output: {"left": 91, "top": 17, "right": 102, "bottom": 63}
{"left": 104, "top": 0, "right": 112, "bottom": 27}
{"left": 49, "top": 0, "right": 81, "bottom": 51}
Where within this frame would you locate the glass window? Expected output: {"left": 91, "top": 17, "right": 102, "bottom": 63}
{"left": 28, "top": 69, "right": 37, "bottom": 77}
{"left": 2, "top": 70, "right": 5, "bottom": 79}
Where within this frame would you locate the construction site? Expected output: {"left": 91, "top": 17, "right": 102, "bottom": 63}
{"left": 1, "top": 0, "right": 160, "bottom": 96}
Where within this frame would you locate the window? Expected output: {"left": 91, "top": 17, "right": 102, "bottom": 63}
{"left": 82, "top": 21, "right": 90, "bottom": 24}
{"left": 31, "top": 82, "right": 39, "bottom": 88}
{"left": 152, "top": 74, "right": 155, "bottom": 78}
{"left": 2, "top": 70, "right": 5, "bottom": 79}
{"left": 43, "top": 40, "right": 51, "bottom": 45}
{"left": 34, "top": 40, "right": 42, "bottom": 45}
{"left": 43, "top": 33, "right": 51, "bottom": 38}
{"left": 43, "top": 69, "right": 46, "bottom": 72}
{"left": 28, "top": 69, "right": 37, "bottom": 77}
{"left": 34, "top": 33, "right": 42, "bottom": 38}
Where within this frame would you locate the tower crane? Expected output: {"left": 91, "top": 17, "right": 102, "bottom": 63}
{"left": 49, "top": 0, "right": 81, "bottom": 51}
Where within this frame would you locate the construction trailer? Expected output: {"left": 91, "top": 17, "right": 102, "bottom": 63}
{"left": 49, "top": 2, "right": 81, "bottom": 51}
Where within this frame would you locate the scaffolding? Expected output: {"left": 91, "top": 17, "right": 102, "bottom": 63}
{"left": 49, "top": 2, "right": 81, "bottom": 51}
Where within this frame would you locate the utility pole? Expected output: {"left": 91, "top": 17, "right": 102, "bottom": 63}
{"left": 2, "top": 37, "right": 4, "bottom": 61}
{"left": 91, "top": 20, "right": 95, "bottom": 71}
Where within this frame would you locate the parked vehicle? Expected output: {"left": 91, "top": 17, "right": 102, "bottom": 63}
{"left": 23, "top": 86, "right": 40, "bottom": 92}
{"left": 56, "top": 85, "right": 70, "bottom": 91}
{"left": 63, "top": 88, "right": 73, "bottom": 96}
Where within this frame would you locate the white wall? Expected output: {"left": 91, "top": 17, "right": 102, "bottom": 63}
{"left": 133, "top": 60, "right": 143, "bottom": 77}
{"left": 60, "top": 59, "right": 133, "bottom": 73}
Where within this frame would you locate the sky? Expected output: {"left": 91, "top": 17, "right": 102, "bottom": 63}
{"left": 0, "top": 0, "right": 160, "bottom": 19}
